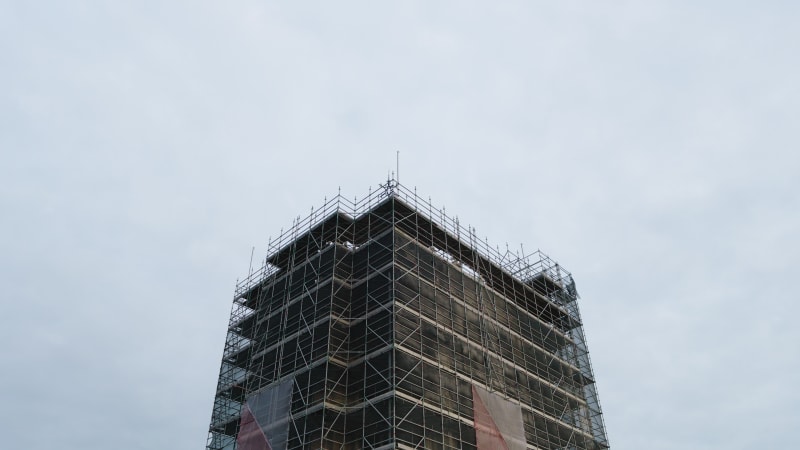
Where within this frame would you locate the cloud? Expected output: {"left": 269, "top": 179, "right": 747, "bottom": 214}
{"left": 1, "top": 1, "right": 798, "bottom": 448}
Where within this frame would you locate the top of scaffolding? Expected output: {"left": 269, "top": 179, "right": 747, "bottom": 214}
{"left": 237, "top": 179, "right": 574, "bottom": 301}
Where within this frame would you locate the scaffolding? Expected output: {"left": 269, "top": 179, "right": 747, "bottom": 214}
{"left": 206, "top": 180, "right": 610, "bottom": 450}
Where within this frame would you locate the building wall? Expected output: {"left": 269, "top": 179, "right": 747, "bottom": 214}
{"left": 207, "top": 197, "right": 608, "bottom": 450}
{"left": 393, "top": 229, "right": 606, "bottom": 449}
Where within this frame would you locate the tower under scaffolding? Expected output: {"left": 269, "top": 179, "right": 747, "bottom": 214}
{"left": 206, "top": 181, "right": 610, "bottom": 450}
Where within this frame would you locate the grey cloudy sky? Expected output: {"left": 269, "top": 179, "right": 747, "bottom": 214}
{"left": 2, "top": 1, "right": 798, "bottom": 449}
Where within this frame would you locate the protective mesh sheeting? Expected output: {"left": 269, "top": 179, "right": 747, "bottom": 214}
{"left": 243, "top": 378, "right": 293, "bottom": 450}
{"left": 236, "top": 405, "right": 270, "bottom": 450}
{"left": 473, "top": 385, "right": 526, "bottom": 450}
{"left": 473, "top": 385, "right": 508, "bottom": 450}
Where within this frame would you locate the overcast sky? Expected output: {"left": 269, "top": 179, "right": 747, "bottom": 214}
{"left": 2, "top": 2, "right": 798, "bottom": 449}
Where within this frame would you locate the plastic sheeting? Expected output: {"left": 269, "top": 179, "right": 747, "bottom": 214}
{"left": 237, "top": 378, "right": 293, "bottom": 450}
{"left": 236, "top": 405, "right": 270, "bottom": 450}
{"left": 473, "top": 385, "right": 526, "bottom": 450}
